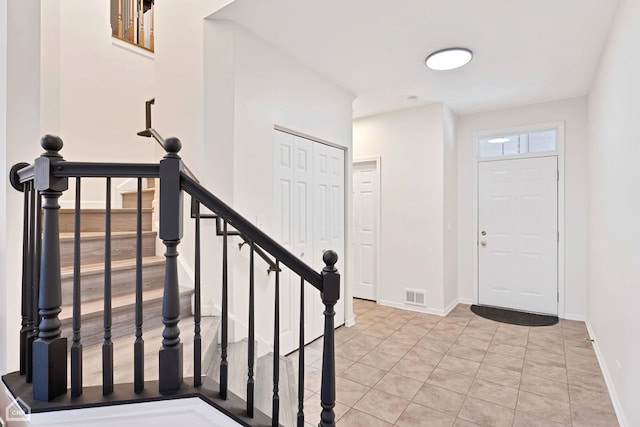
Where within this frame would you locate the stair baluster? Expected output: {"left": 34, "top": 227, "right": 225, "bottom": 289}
{"left": 19, "top": 182, "right": 32, "bottom": 380}
{"left": 220, "top": 220, "right": 229, "bottom": 399}
{"left": 272, "top": 260, "right": 280, "bottom": 427}
{"left": 247, "top": 242, "right": 256, "bottom": 417}
{"left": 193, "top": 199, "right": 202, "bottom": 387}
{"left": 134, "top": 177, "right": 145, "bottom": 393}
{"left": 30, "top": 189, "right": 42, "bottom": 382}
{"left": 297, "top": 277, "right": 305, "bottom": 427}
{"left": 103, "top": 178, "right": 114, "bottom": 396}
{"left": 71, "top": 178, "right": 83, "bottom": 397}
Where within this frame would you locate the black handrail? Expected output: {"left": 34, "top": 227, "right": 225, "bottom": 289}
{"left": 181, "top": 173, "right": 323, "bottom": 290}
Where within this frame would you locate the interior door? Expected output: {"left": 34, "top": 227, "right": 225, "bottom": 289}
{"left": 274, "top": 130, "right": 345, "bottom": 354}
{"left": 478, "top": 156, "right": 558, "bottom": 315}
{"left": 352, "top": 161, "right": 378, "bottom": 301}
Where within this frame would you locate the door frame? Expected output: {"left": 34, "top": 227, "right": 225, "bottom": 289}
{"left": 472, "top": 121, "right": 566, "bottom": 318}
{"left": 352, "top": 157, "right": 382, "bottom": 302}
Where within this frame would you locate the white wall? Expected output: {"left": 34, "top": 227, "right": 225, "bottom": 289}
{"left": 442, "top": 105, "right": 458, "bottom": 311}
{"left": 456, "top": 97, "right": 589, "bottom": 319}
{"left": 41, "top": 0, "right": 156, "bottom": 206}
{"left": 587, "top": 0, "right": 640, "bottom": 424}
{"left": 353, "top": 105, "right": 448, "bottom": 314}
{"left": 208, "top": 21, "right": 355, "bottom": 344}
{"left": 0, "top": 0, "right": 42, "bottom": 374}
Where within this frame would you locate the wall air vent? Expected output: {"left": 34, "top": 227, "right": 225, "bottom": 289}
{"left": 405, "top": 288, "right": 426, "bottom": 307}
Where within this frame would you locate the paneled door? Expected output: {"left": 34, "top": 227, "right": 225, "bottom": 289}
{"left": 478, "top": 156, "right": 558, "bottom": 315}
{"left": 352, "top": 160, "right": 379, "bottom": 301}
{"left": 274, "top": 130, "right": 345, "bottom": 354}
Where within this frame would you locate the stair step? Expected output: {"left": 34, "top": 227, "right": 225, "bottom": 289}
{"left": 61, "top": 256, "right": 165, "bottom": 306}
{"left": 60, "top": 231, "right": 158, "bottom": 268}
{"left": 121, "top": 187, "right": 155, "bottom": 209}
{"left": 61, "top": 287, "right": 193, "bottom": 347}
{"left": 59, "top": 208, "right": 153, "bottom": 233}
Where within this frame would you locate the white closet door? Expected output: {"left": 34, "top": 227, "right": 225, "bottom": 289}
{"left": 274, "top": 130, "right": 345, "bottom": 354}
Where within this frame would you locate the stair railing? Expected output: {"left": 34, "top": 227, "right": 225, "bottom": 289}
{"left": 4, "top": 134, "right": 340, "bottom": 427}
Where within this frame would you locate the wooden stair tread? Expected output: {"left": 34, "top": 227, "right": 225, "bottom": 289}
{"left": 60, "top": 286, "right": 192, "bottom": 320}
{"left": 60, "top": 256, "right": 165, "bottom": 277}
{"left": 60, "top": 230, "right": 157, "bottom": 241}
{"left": 120, "top": 188, "right": 155, "bottom": 195}
{"left": 60, "top": 208, "right": 153, "bottom": 213}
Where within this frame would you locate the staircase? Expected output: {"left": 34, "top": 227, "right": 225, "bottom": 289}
{"left": 58, "top": 180, "right": 193, "bottom": 348}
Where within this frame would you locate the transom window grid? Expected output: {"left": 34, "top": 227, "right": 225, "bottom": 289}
{"left": 479, "top": 129, "right": 557, "bottom": 158}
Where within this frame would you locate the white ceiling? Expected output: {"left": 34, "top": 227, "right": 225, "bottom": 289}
{"left": 213, "top": 0, "right": 618, "bottom": 117}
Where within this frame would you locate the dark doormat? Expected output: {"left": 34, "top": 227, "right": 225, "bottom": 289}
{"left": 470, "top": 304, "right": 559, "bottom": 327}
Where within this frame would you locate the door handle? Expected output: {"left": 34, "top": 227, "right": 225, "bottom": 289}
{"left": 480, "top": 241, "right": 487, "bottom": 247}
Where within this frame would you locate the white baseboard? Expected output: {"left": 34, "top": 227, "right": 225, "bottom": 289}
{"left": 563, "top": 313, "right": 587, "bottom": 322}
{"left": 585, "top": 321, "right": 627, "bottom": 427}
{"left": 344, "top": 317, "right": 356, "bottom": 327}
{"left": 443, "top": 298, "right": 459, "bottom": 316}
{"left": 457, "top": 297, "right": 474, "bottom": 305}
{"left": 378, "top": 299, "right": 447, "bottom": 317}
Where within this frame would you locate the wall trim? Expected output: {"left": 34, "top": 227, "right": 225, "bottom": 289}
{"left": 563, "top": 313, "right": 587, "bottom": 322}
{"left": 585, "top": 321, "right": 627, "bottom": 427}
{"left": 457, "top": 298, "right": 474, "bottom": 305}
{"left": 443, "top": 298, "right": 459, "bottom": 316}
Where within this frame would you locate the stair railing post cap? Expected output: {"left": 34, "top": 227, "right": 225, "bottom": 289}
{"left": 41, "top": 135, "right": 63, "bottom": 154}
{"left": 164, "top": 137, "right": 182, "bottom": 155}
{"left": 322, "top": 250, "right": 338, "bottom": 271}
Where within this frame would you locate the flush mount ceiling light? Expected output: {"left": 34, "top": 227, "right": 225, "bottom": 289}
{"left": 425, "top": 47, "right": 473, "bottom": 71}
{"left": 488, "top": 137, "right": 511, "bottom": 144}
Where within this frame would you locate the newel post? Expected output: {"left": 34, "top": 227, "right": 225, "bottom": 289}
{"left": 32, "top": 135, "right": 68, "bottom": 401}
{"left": 319, "top": 250, "right": 340, "bottom": 427}
{"left": 158, "top": 137, "right": 184, "bottom": 394}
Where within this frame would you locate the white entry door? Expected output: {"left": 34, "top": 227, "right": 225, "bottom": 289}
{"left": 478, "top": 156, "right": 558, "bottom": 315}
{"left": 352, "top": 160, "right": 379, "bottom": 301}
{"left": 274, "top": 130, "right": 345, "bottom": 354}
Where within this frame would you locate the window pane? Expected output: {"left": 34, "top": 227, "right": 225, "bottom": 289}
{"left": 529, "top": 130, "right": 556, "bottom": 152}
{"left": 479, "top": 138, "right": 504, "bottom": 157}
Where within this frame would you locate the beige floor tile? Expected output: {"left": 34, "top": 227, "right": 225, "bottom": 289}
{"left": 412, "top": 383, "right": 466, "bottom": 416}
{"left": 426, "top": 368, "right": 474, "bottom": 394}
{"left": 483, "top": 351, "right": 524, "bottom": 372}
{"left": 358, "top": 349, "right": 402, "bottom": 371}
{"left": 304, "top": 366, "right": 322, "bottom": 392}
{"left": 361, "top": 324, "right": 396, "bottom": 339}
{"left": 335, "top": 376, "right": 370, "bottom": 407}
{"left": 468, "top": 378, "right": 518, "bottom": 409}
{"left": 513, "top": 411, "right": 569, "bottom": 426}
{"left": 311, "top": 355, "right": 354, "bottom": 376}
{"left": 516, "top": 390, "right": 571, "bottom": 425}
{"left": 476, "top": 363, "right": 522, "bottom": 388}
{"left": 375, "top": 339, "right": 412, "bottom": 358}
{"left": 426, "top": 329, "right": 460, "bottom": 343}
{"left": 349, "top": 333, "right": 384, "bottom": 350}
{"left": 526, "top": 340, "right": 566, "bottom": 355}
{"left": 415, "top": 336, "right": 454, "bottom": 353}
{"left": 385, "top": 331, "right": 421, "bottom": 346}
{"left": 403, "top": 347, "right": 445, "bottom": 366}
{"left": 459, "top": 327, "right": 496, "bottom": 341}
{"left": 520, "top": 373, "right": 569, "bottom": 402}
{"left": 457, "top": 396, "right": 514, "bottom": 427}
{"left": 560, "top": 318, "right": 587, "bottom": 331}
{"left": 571, "top": 403, "right": 620, "bottom": 427}
{"left": 567, "top": 368, "right": 607, "bottom": 392}
{"left": 353, "top": 388, "right": 409, "bottom": 424}
{"left": 525, "top": 348, "right": 566, "bottom": 368}
{"left": 340, "top": 361, "right": 387, "bottom": 387}
{"left": 373, "top": 371, "right": 423, "bottom": 400}
{"left": 395, "top": 402, "right": 455, "bottom": 427}
{"left": 566, "top": 352, "right": 601, "bottom": 374}
{"left": 564, "top": 344, "right": 597, "bottom": 359}
{"left": 336, "top": 408, "right": 392, "bottom": 427}
{"left": 432, "top": 321, "right": 466, "bottom": 335}
{"left": 336, "top": 341, "right": 371, "bottom": 361}
{"left": 455, "top": 334, "right": 491, "bottom": 351}
{"left": 487, "top": 341, "right": 526, "bottom": 358}
{"left": 493, "top": 331, "right": 528, "bottom": 348}
{"left": 398, "top": 324, "right": 431, "bottom": 339}
{"left": 522, "top": 359, "right": 567, "bottom": 383}
{"left": 453, "top": 419, "right": 482, "bottom": 427}
{"left": 437, "top": 355, "right": 481, "bottom": 376}
{"left": 446, "top": 343, "right": 487, "bottom": 362}
{"left": 390, "top": 358, "right": 435, "bottom": 382}
{"left": 569, "top": 384, "right": 616, "bottom": 414}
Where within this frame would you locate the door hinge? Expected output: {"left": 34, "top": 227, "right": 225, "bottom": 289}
{"left": 557, "top": 292, "right": 560, "bottom": 302}
{"left": 557, "top": 170, "right": 560, "bottom": 181}
{"left": 557, "top": 231, "right": 559, "bottom": 242}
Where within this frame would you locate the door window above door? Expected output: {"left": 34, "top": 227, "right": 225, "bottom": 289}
{"left": 479, "top": 129, "right": 557, "bottom": 158}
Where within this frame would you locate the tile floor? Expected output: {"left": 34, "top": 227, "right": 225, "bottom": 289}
{"left": 293, "top": 299, "right": 619, "bottom": 427}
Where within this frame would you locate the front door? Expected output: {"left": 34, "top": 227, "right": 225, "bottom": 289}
{"left": 478, "top": 156, "right": 558, "bottom": 315}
